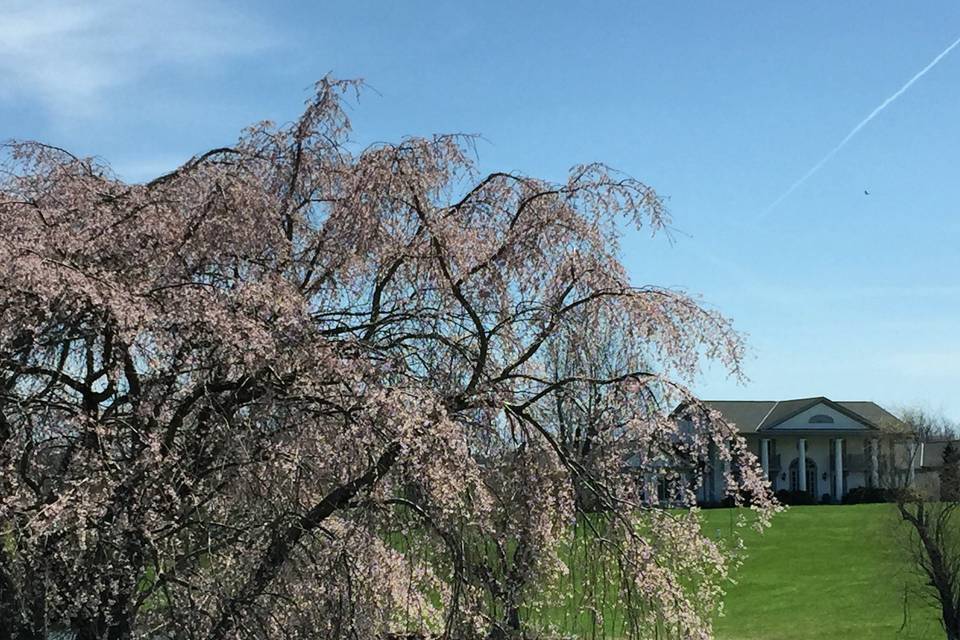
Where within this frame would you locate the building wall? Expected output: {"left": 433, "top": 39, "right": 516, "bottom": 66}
{"left": 698, "top": 434, "right": 903, "bottom": 503}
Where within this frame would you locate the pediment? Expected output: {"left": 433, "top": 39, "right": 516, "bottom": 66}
{"left": 768, "top": 402, "right": 873, "bottom": 430}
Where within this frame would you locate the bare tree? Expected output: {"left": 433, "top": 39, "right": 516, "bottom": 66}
{"left": 899, "top": 406, "right": 959, "bottom": 443}
{"left": 897, "top": 491, "right": 960, "bottom": 640}
{"left": 885, "top": 408, "right": 960, "bottom": 639}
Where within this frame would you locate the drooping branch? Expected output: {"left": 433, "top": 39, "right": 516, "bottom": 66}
{"left": 207, "top": 441, "right": 401, "bottom": 640}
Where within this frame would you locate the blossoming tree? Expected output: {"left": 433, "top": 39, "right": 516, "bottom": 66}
{"left": 0, "top": 79, "right": 774, "bottom": 640}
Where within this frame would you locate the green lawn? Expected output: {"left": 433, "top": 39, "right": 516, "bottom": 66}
{"left": 396, "top": 503, "right": 942, "bottom": 638}
{"left": 702, "top": 504, "right": 943, "bottom": 640}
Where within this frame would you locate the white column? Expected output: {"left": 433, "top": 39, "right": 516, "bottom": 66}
{"left": 760, "top": 438, "right": 770, "bottom": 482}
{"left": 798, "top": 438, "right": 807, "bottom": 492}
{"left": 871, "top": 438, "right": 880, "bottom": 487}
{"left": 834, "top": 438, "right": 844, "bottom": 500}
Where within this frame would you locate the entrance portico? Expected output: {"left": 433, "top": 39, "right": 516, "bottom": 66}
{"left": 757, "top": 433, "right": 872, "bottom": 500}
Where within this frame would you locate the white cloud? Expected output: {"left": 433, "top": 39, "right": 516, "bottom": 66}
{"left": 0, "top": 0, "right": 275, "bottom": 118}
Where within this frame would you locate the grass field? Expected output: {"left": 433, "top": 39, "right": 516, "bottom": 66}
{"left": 399, "top": 503, "right": 940, "bottom": 638}
{"left": 702, "top": 504, "right": 943, "bottom": 640}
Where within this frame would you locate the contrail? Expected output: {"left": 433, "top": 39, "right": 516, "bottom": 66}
{"left": 760, "top": 33, "right": 960, "bottom": 219}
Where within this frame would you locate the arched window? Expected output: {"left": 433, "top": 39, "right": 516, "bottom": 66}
{"left": 809, "top": 414, "right": 834, "bottom": 424}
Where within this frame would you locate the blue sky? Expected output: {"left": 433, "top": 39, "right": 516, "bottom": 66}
{"left": 4, "top": 1, "right": 960, "bottom": 418}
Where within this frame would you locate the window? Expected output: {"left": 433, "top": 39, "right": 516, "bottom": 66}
{"left": 809, "top": 414, "right": 834, "bottom": 424}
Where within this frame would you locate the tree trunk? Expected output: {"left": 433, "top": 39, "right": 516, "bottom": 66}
{"left": 207, "top": 442, "right": 400, "bottom": 640}
{"left": 945, "top": 611, "right": 960, "bottom": 640}
{"left": 73, "top": 608, "right": 133, "bottom": 640}
{"left": 899, "top": 501, "right": 960, "bottom": 640}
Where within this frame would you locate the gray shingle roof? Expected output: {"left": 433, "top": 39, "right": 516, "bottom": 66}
{"left": 700, "top": 400, "right": 777, "bottom": 431}
{"left": 699, "top": 397, "right": 909, "bottom": 434}
{"left": 835, "top": 401, "right": 909, "bottom": 433}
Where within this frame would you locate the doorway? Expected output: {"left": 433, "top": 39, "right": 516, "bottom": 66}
{"left": 789, "top": 457, "right": 817, "bottom": 496}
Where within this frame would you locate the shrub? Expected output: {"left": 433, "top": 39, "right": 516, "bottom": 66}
{"left": 842, "top": 487, "right": 894, "bottom": 504}
{"left": 697, "top": 496, "right": 737, "bottom": 509}
{"left": 774, "top": 489, "right": 817, "bottom": 505}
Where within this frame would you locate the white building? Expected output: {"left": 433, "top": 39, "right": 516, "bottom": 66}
{"left": 696, "top": 397, "right": 917, "bottom": 503}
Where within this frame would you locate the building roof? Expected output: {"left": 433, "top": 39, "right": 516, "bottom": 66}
{"left": 698, "top": 397, "right": 910, "bottom": 434}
